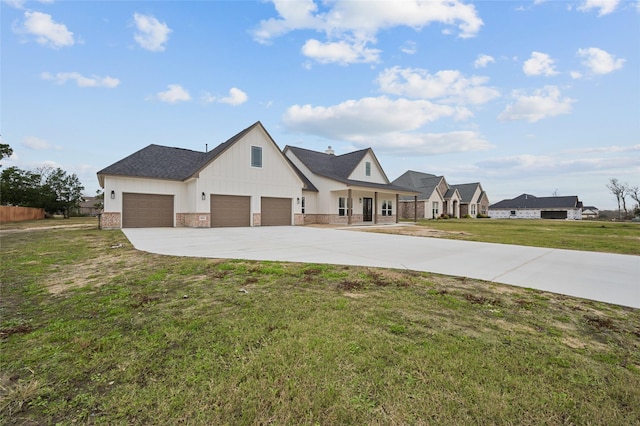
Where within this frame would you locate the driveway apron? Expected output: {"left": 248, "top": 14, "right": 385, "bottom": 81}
{"left": 123, "top": 226, "right": 640, "bottom": 309}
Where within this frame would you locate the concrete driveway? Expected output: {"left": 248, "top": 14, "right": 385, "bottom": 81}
{"left": 123, "top": 226, "right": 640, "bottom": 309}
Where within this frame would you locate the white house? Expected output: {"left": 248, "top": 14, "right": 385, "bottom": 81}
{"left": 489, "top": 194, "right": 583, "bottom": 220}
{"left": 97, "top": 121, "right": 418, "bottom": 229}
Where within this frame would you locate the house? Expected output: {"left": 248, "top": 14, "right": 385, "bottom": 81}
{"left": 451, "top": 183, "right": 490, "bottom": 217}
{"left": 582, "top": 206, "right": 599, "bottom": 219}
{"left": 283, "top": 146, "right": 419, "bottom": 225}
{"left": 97, "top": 121, "right": 418, "bottom": 229}
{"left": 489, "top": 194, "right": 583, "bottom": 220}
{"left": 78, "top": 196, "right": 102, "bottom": 216}
{"left": 393, "top": 170, "right": 489, "bottom": 219}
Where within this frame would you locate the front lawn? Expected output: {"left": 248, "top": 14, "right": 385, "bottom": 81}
{"left": 1, "top": 225, "right": 638, "bottom": 424}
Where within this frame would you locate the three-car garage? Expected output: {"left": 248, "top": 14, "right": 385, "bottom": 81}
{"left": 121, "top": 193, "right": 292, "bottom": 228}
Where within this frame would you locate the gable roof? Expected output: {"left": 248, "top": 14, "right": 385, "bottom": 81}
{"left": 490, "top": 194, "right": 582, "bottom": 209}
{"left": 97, "top": 121, "right": 292, "bottom": 187}
{"left": 451, "top": 182, "right": 482, "bottom": 203}
{"left": 285, "top": 146, "right": 417, "bottom": 194}
{"left": 393, "top": 170, "right": 444, "bottom": 201}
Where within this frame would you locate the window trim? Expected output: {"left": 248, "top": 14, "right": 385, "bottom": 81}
{"left": 381, "top": 199, "right": 393, "bottom": 216}
{"left": 338, "top": 197, "right": 347, "bottom": 216}
{"left": 251, "top": 146, "right": 262, "bottom": 168}
{"left": 365, "top": 161, "right": 371, "bottom": 177}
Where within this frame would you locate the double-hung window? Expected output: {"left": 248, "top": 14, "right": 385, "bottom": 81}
{"left": 338, "top": 197, "right": 347, "bottom": 216}
{"left": 251, "top": 146, "right": 262, "bottom": 168}
{"left": 365, "top": 161, "right": 371, "bottom": 177}
{"left": 301, "top": 196, "right": 305, "bottom": 214}
{"left": 382, "top": 200, "right": 392, "bottom": 216}
{"left": 470, "top": 204, "right": 476, "bottom": 216}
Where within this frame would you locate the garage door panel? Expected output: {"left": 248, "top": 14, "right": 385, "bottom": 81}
{"left": 123, "top": 193, "right": 174, "bottom": 228}
{"left": 211, "top": 195, "right": 250, "bottom": 227}
{"left": 261, "top": 197, "right": 291, "bottom": 226}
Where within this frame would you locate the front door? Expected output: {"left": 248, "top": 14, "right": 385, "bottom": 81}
{"left": 363, "top": 197, "right": 373, "bottom": 222}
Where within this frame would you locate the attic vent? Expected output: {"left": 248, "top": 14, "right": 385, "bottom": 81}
{"left": 325, "top": 146, "right": 335, "bottom": 155}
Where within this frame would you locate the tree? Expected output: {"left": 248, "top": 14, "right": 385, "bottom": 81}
{"left": 606, "top": 178, "right": 629, "bottom": 220}
{"left": 0, "top": 142, "right": 13, "bottom": 167}
{"left": 44, "top": 168, "right": 85, "bottom": 218}
{"left": 93, "top": 189, "right": 104, "bottom": 211}
{"left": 0, "top": 166, "right": 46, "bottom": 207}
{"left": 629, "top": 185, "right": 640, "bottom": 216}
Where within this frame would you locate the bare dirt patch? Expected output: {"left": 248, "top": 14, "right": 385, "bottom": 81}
{"left": 349, "top": 225, "right": 471, "bottom": 239}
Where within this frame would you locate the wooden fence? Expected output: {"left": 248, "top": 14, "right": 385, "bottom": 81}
{"left": 0, "top": 206, "right": 45, "bottom": 223}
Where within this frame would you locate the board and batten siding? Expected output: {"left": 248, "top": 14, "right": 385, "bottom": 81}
{"left": 196, "top": 126, "right": 302, "bottom": 216}
{"left": 347, "top": 151, "right": 387, "bottom": 184}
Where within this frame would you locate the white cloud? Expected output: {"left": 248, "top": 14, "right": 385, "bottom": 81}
{"left": 357, "top": 131, "right": 493, "bottom": 155}
{"left": 22, "top": 136, "right": 61, "bottom": 150}
{"left": 41, "top": 72, "right": 120, "bottom": 88}
{"left": 253, "top": 0, "right": 482, "bottom": 64}
{"left": 401, "top": 41, "right": 417, "bottom": 55}
{"left": 17, "top": 11, "right": 74, "bottom": 48}
{"left": 477, "top": 153, "right": 638, "bottom": 176}
{"left": 133, "top": 13, "right": 171, "bottom": 52}
{"left": 283, "top": 96, "right": 465, "bottom": 140}
{"left": 151, "top": 84, "right": 191, "bottom": 103}
{"left": 282, "top": 96, "right": 490, "bottom": 155}
{"left": 498, "top": 86, "right": 575, "bottom": 122}
{"left": 523, "top": 52, "right": 558, "bottom": 76}
{"left": 577, "top": 0, "right": 620, "bottom": 16}
{"left": 301, "top": 38, "right": 381, "bottom": 64}
{"left": 201, "top": 87, "right": 248, "bottom": 106}
{"left": 220, "top": 88, "right": 248, "bottom": 106}
{"left": 474, "top": 54, "right": 495, "bottom": 68}
{"left": 377, "top": 66, "right": 500, "bottom": 105}
{"left": 577, "top": 47, "right": 625, "bottom": 75}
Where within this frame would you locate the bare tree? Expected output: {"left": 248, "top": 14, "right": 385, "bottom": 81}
{"left": 629, "top": 185, "right": 640, "bottom": 215}
{"left": 606, "top": 178, "right": 629, "bottom": 220}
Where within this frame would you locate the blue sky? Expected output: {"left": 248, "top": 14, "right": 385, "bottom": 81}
{"left": 2, "top": 0, "right": 638, "bottom": 209}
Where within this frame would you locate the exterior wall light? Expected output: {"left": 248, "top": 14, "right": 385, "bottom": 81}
{"left": 201, "top": 192, "right": 206, "bottom": 201}
{"left": 359, "top": 198, "right": 362, "bottom": 203}
{"left": 297, "top": 197, "right": 300, "bottom": 204}
{"left": 110, "top": 190, "right": 115, "bottom": 199}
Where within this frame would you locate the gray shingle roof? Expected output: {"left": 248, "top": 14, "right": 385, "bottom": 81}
{"left": 451, "top": 183, "right": 480, "bottom": 203}
{"left": 393, "top": 170, "right": 443, "bottom": 201}
{"left": 97, "top": 122, "right": 262, "bottom": 182}
{"left": 490, "top": 194, "right": 581, "bottom": 209}
{"left": 286, "top": 146, "right": 417, "bottom": 194}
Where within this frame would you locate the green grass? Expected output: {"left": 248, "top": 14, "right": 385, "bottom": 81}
{"left": 395, "top": 218, "right": 640, "bottom": 255}
{"left": 1, "top": 224, "right": 639, "bottom": 424}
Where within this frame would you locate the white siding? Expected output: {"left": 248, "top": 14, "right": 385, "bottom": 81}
{"left": 197, "top": 126, "right": 303, "bottom": 217}
{"left": 103, "top": 176, "right": 187, "bottom": 215}
{"left": 348, "top": 151, "right": 387, "bottom": 183}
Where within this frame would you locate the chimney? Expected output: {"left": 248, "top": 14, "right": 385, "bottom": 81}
{"left": 325, "top": 146, "right": 335, "bottom": 155}
{"left": 205, "top": 144, "right": 208, "bottom": 152}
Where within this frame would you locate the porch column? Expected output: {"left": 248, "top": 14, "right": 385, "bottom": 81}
{"left": 374, "top": 192, "right": 378, "bottom": 224}
{"left": 414, "top": 195, "right": 418, "bottom": 223}
{"left": 347, "top": 188, "right": 352, "bottom": 225}
{"left": 396, "top": 194, "right": 399, "bottom": 224}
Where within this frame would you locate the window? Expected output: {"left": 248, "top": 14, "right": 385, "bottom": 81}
{"left": 432, "top": 201, "right": 439, "bottom": 218}
{"left": 251, "top": 146, "right": 262, "bottom": 168}
{"left": 301, "top": 196, "right": 305, "bottom": 214}
{"left": 338, "top": 197, "right": 347, "bottom": 216}
{"left": 510, "top": 210, "right": 516, "bottom": 216}
{"left": 382, "top": 200, "right": 392, "bottom": 216}
{"left": 470, "top": 204, "right": 477, "bottom": 216}
{"left": 365, "top": 161, "right": 371, "bottom": 176}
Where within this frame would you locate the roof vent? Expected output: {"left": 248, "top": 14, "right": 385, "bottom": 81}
{"left": 325, "top": 146, "right": 335, "bottom": 155}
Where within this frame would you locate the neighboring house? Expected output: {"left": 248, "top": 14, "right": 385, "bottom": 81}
{"left": 97, "top": 121, "right": 418, "bottom": 229}
{"left": 78, "top": 196, "right": 102, "bottom": 216}
{"left": 451, "top": 183, "right": 490, "bottom": 217}
{"left": 489, "top": 194, "right": 583, "bottom": 220}
{"left": 283, "top": 146, "right": 419, "bottom": 225}
{"left": 582, "top": 206, "right": 599, "bottom": 219}
{"left": 393, "top": 171, "right": 488, "bottom": 219}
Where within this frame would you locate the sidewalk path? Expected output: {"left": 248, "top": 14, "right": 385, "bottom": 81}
{"left": 123, "top": 226, "right": 640, "bottom": 309}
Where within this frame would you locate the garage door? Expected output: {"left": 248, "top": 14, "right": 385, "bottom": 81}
{"left": 122, "top": 193, "right": 174, "bottom": 228}
{"left": 541, "top": 210, "right": 568, "bottom": 219}
{"left": 261, "top": 197, "right": 291, "bottom": 226}
{"left": 211, "top": 195, "right": 250, "bottom": 227}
